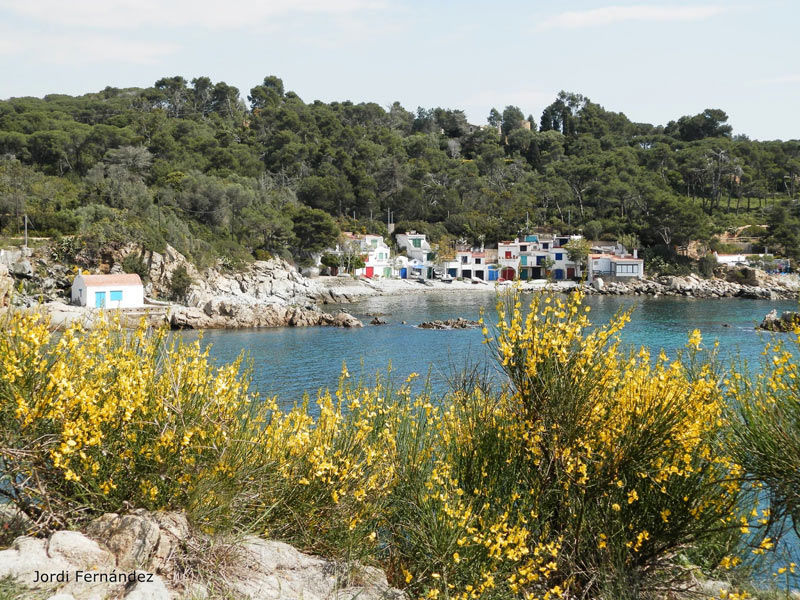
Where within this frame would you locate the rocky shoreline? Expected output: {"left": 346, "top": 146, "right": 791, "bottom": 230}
{"left": 0, "top": 509, "right": 402, "bottom": 600}
{"left": 2, "top": 245, "right": 798, "bottom": 331}
{"left": 1, "top": 245, "right": 364, "bottom": 330}
{"left": 581, "top": 271, "right": 799, "bottom": 300}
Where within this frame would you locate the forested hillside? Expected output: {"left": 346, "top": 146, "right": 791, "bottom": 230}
{"left": 1, "top": 75, "right": 798, "bottom": 270}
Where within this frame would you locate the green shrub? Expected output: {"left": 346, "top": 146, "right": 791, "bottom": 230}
{"left": 698, "top": 253, "right": 718, "bottom": 277}
{"left": 254, "top": 249, "right": 273, "bottom": 261}
{"left": 169, "top": 265, "right": 193, "bottom": 302}
{"left": 121, "top": 252, "right": 149, "bottom": 281}
{"left": 728, "top": 329, "right": 800, "bottom": 538}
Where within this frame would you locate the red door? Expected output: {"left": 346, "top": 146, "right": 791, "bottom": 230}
{"left": 365, "top": 266, "right": 374, "bottom": 278}
{"left": 567, "top": 267, "right": 575, "bottom": 278}
{"left": 501, "top": 267, "right": 516, "bottom": 280}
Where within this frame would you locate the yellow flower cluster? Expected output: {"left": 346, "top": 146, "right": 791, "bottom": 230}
{"left": 0, "top": 312, "right": 265, "bottom": 527}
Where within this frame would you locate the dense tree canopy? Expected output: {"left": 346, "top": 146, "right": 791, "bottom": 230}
{"left": 1, "top": 77, "right": 798, "bottom": 269}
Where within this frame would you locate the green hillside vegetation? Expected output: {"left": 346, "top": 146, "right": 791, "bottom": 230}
{"left": 1, "top": 77, "right": 799, "bottom": 270}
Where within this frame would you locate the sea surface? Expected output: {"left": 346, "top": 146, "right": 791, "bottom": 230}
{"left": 180, "top": 292, "right": 799, "bottom": 406}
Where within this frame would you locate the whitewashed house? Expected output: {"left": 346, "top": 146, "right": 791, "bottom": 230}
{"left": 587, "top": 251, "right": 644, "bottom": 281}
{"left": 71, "top": 273, "right": 144, "bottom": 309}
{"left": 395, "top": 231, "right": 435, "bottom": 279}
{"left": 498, "top": 233, "right": 584, "bottom": 281}
{"left": 359, "top": 234, "right": 393, "bottom": 279}
{"left": 319, "top": 233, "right": 394, "bottom": 278}
{"left": 444, "top": 247, "right": 500, "bottom": 281}
{"left": 714, "top": 252, "right": 750, "bottom": 266}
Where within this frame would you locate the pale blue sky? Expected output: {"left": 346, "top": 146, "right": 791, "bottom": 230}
{"left": 1, "top": 0, "right": 798, "bottom": 140}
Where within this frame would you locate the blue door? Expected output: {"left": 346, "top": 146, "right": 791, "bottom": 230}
{"left": 554, "top": 269, "right": 564, "bottom": 280}
{"left": 95, "top": 291, "right": 106, "bottom": 308}
{"left": 488, "top": 268, "right": 498, "bottom": 281}
{"left": 400, "top": 268, "right": 407, "bottom": 279}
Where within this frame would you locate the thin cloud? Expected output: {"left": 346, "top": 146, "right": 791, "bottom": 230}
{"left": 758, "top": 74, "right": 800, "bottom": 85}
{"left": 465, "top": 88, "right": 554, "bottom": 110}
{"left": 0, "top": 0, "right": 385, "bottom": 30}
{"left": 0, "top": 30, "right": 178, "bottom": 64}
{"left": 538, "top": 5, "right": 727, "bottom": 30}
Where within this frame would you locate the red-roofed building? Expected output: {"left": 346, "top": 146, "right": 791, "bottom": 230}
{"left": 71, "top": 273, "right": 144, "bottom": 308}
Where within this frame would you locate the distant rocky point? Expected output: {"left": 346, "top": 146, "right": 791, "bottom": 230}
{"left": 584, "top": 270, "right": 798, "bottom": 300}
{"left": 418, "top": 318, "right": 480, "bottom": 330}
{"left": 758, "top": 309, "right": 800, "bottom": 332}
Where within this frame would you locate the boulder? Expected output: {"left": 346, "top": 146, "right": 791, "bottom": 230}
{"left": 11, "top": 260, "right": 33, "bottom": 278}
{"left": 759, "top": 309, "right": 800, "bottom": 332}
{"left": 418, "top": 318, "right": 480, "bottom": 330}
{"left": 170, "top": 306, "right": 214, "bottom": 329}
{"left": 47, "top": 530, "right": 116, "bottom": 569}
{"left": 231, "top": 537, "right": 403, "bottom": 600}
{"left": 0, "top": 263, "right": 13, "bottom": 307}
{"left": 85, "top": 511, "right": 173, "bottom": 570}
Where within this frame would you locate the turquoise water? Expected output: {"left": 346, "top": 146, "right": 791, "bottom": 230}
{"left": 181, "top": 292, "right": 799, "bottom": 405}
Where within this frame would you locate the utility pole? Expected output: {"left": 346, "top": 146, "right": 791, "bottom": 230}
{"left": 24, "top": 214, "right": 28, "bottom": 248}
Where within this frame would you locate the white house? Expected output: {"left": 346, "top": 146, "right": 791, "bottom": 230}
{"left": 320, "top": 233, "right": 394, "bottom": 278}
{"left": 358, "top": 234, "right": 393, "bottom": 279}
{"left": 71, "top": 273, "right": 145, "bottom": 309}
{"left": 395, "top": 231, "right": 435, "bottom": 279}
{"left": 587, "top": 251, "right": 644, "bottom": 281}
{"left": 498, "top": 234, "right": 584, "bottom": 281}
{"left": 714, "top": 252, "right": 750, "bottom": 266}
{"left": 443, "top": 247, "right": 500, "bottom": 281}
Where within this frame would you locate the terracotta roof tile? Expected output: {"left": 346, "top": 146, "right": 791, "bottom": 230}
{"left": 78, "top": 274, "right": 143, "bottom": 286}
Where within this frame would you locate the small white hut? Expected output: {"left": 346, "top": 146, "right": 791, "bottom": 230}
{"left": 71, "top": 274, "right": 144, "bottom": 309}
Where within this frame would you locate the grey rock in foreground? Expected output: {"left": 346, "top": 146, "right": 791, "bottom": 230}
{"left": 0, "top": 509, "right": 403, "bottom": 600}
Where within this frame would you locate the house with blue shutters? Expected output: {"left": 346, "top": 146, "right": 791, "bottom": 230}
{"left": 71, "top": 273, "right": 145, "bottom": 308}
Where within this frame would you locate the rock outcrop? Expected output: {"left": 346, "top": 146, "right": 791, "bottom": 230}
{"left": 418, "top": 318, "right": 481, "bottom": 330}
{"left": 759, "top": 309, "right": 800, "bottom": 332}
{"left": 106, "top": 244, "right": 362, "bottom": 330}
{"left": 0, "top": 509, "right": 403, "bottom": 600}
{"left": 0, "top": 263, "right": 13, "bottom": 307}
{"left": 170, "top": 303, "right": 362, "bottom": 329}
{"left": 581, "top": 273, "right": 799, "bottom": 300}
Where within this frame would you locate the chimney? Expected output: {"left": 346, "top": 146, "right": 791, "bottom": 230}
{"left": 633, "top": 249, "right": 638, "bottom": 259}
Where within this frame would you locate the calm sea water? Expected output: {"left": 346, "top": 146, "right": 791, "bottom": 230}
{"left": 180, "top": 292, "right": 799, "bottom": 405}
